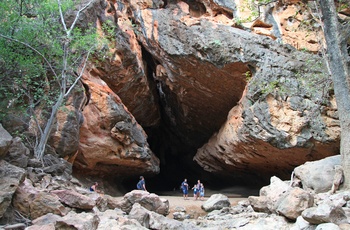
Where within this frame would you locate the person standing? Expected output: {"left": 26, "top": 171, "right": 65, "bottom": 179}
{"left": 137, "top": 176, "right": 148, "bottom": 192}
{"left": 192, "top": 184, "right": 199, "bottom": 200}
{"left": 196, "top": 180, "right": 201, "bottom": 189}
{"left": 195, "top": 180, "right": 201, "bottom": 199}
{"left": 199, "top": 183, "right": 205, "bottom": 200}
{"left": 181, "top": 179, "right": 189, "bottom": 200}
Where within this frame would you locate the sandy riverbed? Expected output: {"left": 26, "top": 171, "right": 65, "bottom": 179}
{"left": 161, "top": 195, "right": 247, "bottom": 219}
{"left": 109, "top": 186, "right": 257, "bottom": 218}
{"left": 151, "top": 187, "right": 256, "bottom": 218}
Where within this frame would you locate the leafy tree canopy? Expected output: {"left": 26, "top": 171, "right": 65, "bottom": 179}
{"left": 0, "top": 0, "right": 102, "bottom": 159}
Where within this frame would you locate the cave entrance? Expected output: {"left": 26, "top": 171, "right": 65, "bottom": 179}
{"left": 118, "top": 49, "right": 261, "bottom": 195}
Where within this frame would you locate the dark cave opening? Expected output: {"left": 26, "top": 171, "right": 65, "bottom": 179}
{"left": 119, "top": 100, "right": 264, "bottom": 196}
{"left": 114, "top": 46, "right": 265, "bottom": 196}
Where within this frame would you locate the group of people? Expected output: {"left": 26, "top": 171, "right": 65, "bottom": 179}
{"left": 181, "top": 179, "right": 205, "bottom": 200}
{"left": 91, "top": 176, "right": 205, "bottom": 201}
{"left": 90, "top": 176, "right": 148, "bottom": 194}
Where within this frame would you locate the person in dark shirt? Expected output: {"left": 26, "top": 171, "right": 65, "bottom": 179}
{"left": 137, "top": 176, "right": 148, "bottom": 192}
{"left": 90, "top": 182, "right": 101, "bottom": 193}
{"left": 181, "top": 179, "right": 189, "bottom": 200}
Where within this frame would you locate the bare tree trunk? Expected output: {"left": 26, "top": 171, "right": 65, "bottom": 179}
{"left": 33, "top": 1, "right": 94, "bottom": 162}
{"left": 319, "top": 0, "right": 350, "bottom": 188}
{"left": 34, "top": 92, "right": 64, "bottom": 161}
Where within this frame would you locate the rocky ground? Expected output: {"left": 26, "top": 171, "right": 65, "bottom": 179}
{"left": 1, "top": 151, "right": 350, "bottom": 229}
{"left": 1, "top": 122, "right": 348, "bottom": 229}
{"left": 109, "top": 186, "right": 252, "bottom": 219}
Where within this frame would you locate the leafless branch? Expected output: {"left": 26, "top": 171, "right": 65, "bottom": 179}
{"left": 57, "top": 0, "right": 68, "bottom": 32}
{"left": 64, "top": 49, "right": 91, "bottom": 97}
{"left": 58, "top": 0, "right": 94, "bottom": 37}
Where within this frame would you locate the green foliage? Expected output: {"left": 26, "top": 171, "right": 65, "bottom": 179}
{"left": 94, "top": 19, "right": 116, "bottom": 60}
{"left": 234, "top": 17, "right": 243, "bottom": 26}
{"left": 261, "top": 80, "right": 280, "bottom": 94}
{"left": 101, "top": 19, "right": 116, "bottom": 41}
{"left": 336, "top": 0, "right": 350, "bottom": 12}
{"left": 210, "top": 39, "right": 222, "bottom": 47}
{"left": 249, "top": 55, "right": 331, "bottom": 108}
{"left": 300, "top": 47, "right": 310, "bottom": 52}
{"left": 0, "top": 0, "right": 101, "bottom": 156}
{"left": 244, "top": 71, "right": 252, "bottom": 82}
{"left": 238, "top": 0, "right": 267, "bottom": 22}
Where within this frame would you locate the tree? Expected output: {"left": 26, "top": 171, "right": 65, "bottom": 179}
{"left": 319, "top": 0, "right": 350, "bottom": 188}
{"left": 0, "top": 0, "right": 100, "bottom": 162}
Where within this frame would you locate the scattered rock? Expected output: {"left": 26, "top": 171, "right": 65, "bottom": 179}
{"left": 290, "top": 216, "right": 316, "bottom": 230}
{"left": 173, "top": 211, "right": 190, "bottom": 220}
{"left": 42, "top": 154, "right": 72, "bottom": 179}
{"left": 315, "top": 222, "right": 341, "bottom": 230}
{"left": 249, "top": 176, "right": 290, "bottom": 213}
{"left": 31, "top": 211, "right": 100, "bottom": 230}
{"left": 201, "top": 194, "right": 231, "bottom": 212}
{"left": 116, "top": 190, "right": 169, "bottom": 215}
{"left": 4, "top": 137, "right": 29, "bottom": 168}
{"left": 51, "top": 189, "right": 96, "bottom": 210}
{"left": 294, "top": 155, "right": 341, "bottom": 193}
{"left": 277, "top": 187, "right": 314, "bottom": 220}
{"left": 0, "top": 160, "right": 26, "bottom": 218}
{"left": 0, "top": 124, "right": 12, "bottom": 159}
{"left": 129, "top": 203, "right": 197, "bottom": 230}
{"left": 302, "top": 203, "right": 348, "bottom": 225}
{"left": 12, "top": 178, "right": 70, "bottom": 219}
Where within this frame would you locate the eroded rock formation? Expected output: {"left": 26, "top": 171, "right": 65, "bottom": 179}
{"left": 74, "top": 75, "right": 160, "bottom": 176}
{"left": 3, "top": 0, "right": 342, "bottom": 183}
{"left": 59, "top": 0, "right": 342, "bottom": 181}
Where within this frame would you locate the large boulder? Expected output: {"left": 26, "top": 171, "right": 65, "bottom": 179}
{"left": 30, "top": 211, "right": 100, "bottom": 230}
{"left": 0, "top": 124, "right": 12, "bottom": 159}
{"left": 128, "top": 203, "right": 198, "bottom": 230}
{"left": 249, "top": 176, "right": 290, "bottom": 213}
{"left": 315, "top": 223, "right": 341, "bottom": 230}
{"left": 116, "top": 190, "right": 169, "bottom": 215}
{"left": 247, "top": 195, "right": 270, "bottom": 213}
{"left": 95, "top": 209, "right": 145, "bottom": 230}
{"left": 51, "top": 190, "right": 96, "bottom": 210}
{"left": 0, "top": 160, "right": 26, "bottom": 219}
{"left": 76, "top": 76, "right": 160, "bottom": 177}
{"left": 4, "top": 137, "right": 29, "bottom": 168}
{"left": 294, "top": 155, "right": 341, "bottom": 193}
{"left": 276, "top": 187, "right": 314, "bottom": 220}
{"left": 104, "top": 194, "right": 122, "bottom": 209}
{"left": 42, "top": 154, "right": 73, "bottom": 179}
{"left": 291, "top": 216, "right": 316, "bottom": 230}
{"left": 13, "top": 178, "right": 70, "bottom": 219}
{"left": 301, "top": 203, "right": 348, "bottom": 225}
{"left": 29, "top": 213, "right": 61, "bottom": 229}
{"left": 201, "top": 194, "right": 231, "bottom": 212}
{"left": 195, "top": 208, "right": 293, "bottom": 229}
{"left": 56, "top": 211, "right": 100, "bottom": 230}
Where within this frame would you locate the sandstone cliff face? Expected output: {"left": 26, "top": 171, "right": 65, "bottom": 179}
{"left": 74, "top": 75, "right": 160, "bottom": 176}
{"left": 46, "top": 0, "right": 161, "bottom": 177}
{"left": 50, "top": 0, "right": 341, "bottom": 181}
{"left": 129, "top": 1, "right": 339, "bottom": 179}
